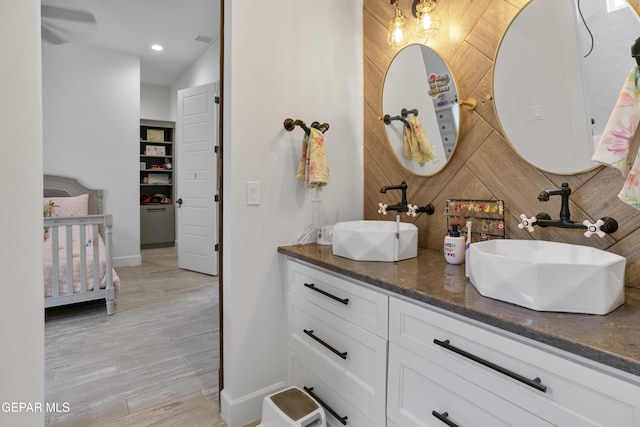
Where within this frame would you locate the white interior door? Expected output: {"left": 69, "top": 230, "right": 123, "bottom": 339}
{"left": 176, "top": 82, "right": 218, "bottom": 275}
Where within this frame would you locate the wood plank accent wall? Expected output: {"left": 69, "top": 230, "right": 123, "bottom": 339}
{"left": 363, "top": 0, "right": 640, "bottom": 288}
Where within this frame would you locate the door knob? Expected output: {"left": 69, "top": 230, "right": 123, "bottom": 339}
{"left": 176, "top": 198, "right": 183, "bottom": 208}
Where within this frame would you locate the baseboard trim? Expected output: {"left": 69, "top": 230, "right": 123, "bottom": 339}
{"left": 113, "top": 255, "right": 141, "bottom": 268}
{"left": 221, "top": 381, "right": 286, "bottom": 427}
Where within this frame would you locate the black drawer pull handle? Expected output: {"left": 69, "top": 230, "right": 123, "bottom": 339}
{"left": 303, "top": 386, "right": 348, "bottom": 425}
{"left": 434, "top": 339, "right": 547, "bottom": 393}
{"left": 432, "top": 410, "right": 461, "bottom": 427}
{"left": 303, "top": 329, "right": 348, "bottom": 360}
{"left": 303, "top": 283, "right": 349, "bottom": 305}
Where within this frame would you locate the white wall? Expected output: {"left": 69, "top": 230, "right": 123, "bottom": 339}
{"left": 169, "top": 41, "right": 221, "bottom": 120}
{"left": 0, "top": 1, "right": 45, "bottom": 425}
{"left": 220, "top": 1, "right": 364, "bottom": 426}
{"left": 42, "top": 43, "right": 141, "bottom": 267}
{"left": 141, "top": 83, "right": 171, "bottom": 120}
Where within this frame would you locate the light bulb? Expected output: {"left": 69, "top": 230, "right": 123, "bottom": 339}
{"left": 387, "top": 6, "right": 409, "bottom": 50}
{"left": 415, "top": 0, "right": 440, "bottom": 41}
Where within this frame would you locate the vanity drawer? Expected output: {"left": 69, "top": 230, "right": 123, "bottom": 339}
{"left": 287, "top": 345, "right": 386, "bottom": 427}
{"left": 436, "top": 108, "right": 453, "bottom": 122}
{"left": 437, "top": 120, "right": 455, "bottom": 134}
{"left": 287, "top": 260, "right": 388, "bottom": 338}
{"left": 287, "top": 292, "right": 387, "bottom": 410}
{"left": 389, "top": 297, "right": 640, "bottom": 426}
{"left": 442, "top": 143, "right": 455, "bottom": 158}
{"left": 387, "top": 343, "right": 553, "bottom": 427}
{"left": 441, "top": 133, "right": 456, "bottom": 146}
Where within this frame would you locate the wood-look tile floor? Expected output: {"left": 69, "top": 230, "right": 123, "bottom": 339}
{"left": 45, "top": 247, "right": 226, "bottom": 427}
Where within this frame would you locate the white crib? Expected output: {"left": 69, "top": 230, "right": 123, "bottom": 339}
{"left": 43, "top": 175, "right": 118, "bottom": 315}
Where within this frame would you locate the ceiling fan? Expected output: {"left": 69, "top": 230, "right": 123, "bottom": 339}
{"left": 41, "top": 4, "right": 97, "bottom": 45}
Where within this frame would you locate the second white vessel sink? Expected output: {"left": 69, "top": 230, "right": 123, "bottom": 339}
{"left": 469, "top": 239, "right": 626, "bottom": 314}
{"left": 332, "top": 220, "right": 418, "bottom": 262}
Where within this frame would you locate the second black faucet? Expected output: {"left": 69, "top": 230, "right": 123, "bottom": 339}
{"left": 519, "top": 182, "right": 618, "bottom": 236}
{"left": 379, "top": 181, "right": 435, "bottom": 216}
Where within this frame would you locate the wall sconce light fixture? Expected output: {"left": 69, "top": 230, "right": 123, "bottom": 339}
{"left": 388, "top": 0, "right": 410, "bottom": 50}
{"left": 414, "top": 0, "right": 440, "bottom": 41}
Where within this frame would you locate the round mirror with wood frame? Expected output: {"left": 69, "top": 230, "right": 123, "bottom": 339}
{"left": 494, "top": 0, "right": 640, "bottom": 175}
{"left": 382, "top": 43, "right": 460, "bottom": 176}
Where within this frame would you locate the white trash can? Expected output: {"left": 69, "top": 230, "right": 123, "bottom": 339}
{"left": 256, "top": 386, "right": 326, "bottom": 427}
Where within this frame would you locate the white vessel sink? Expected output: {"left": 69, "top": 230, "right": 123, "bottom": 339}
{"left": 332, "top": 220, "right": 418, "bottom": 262}
{"left": 469, "top": 240, "right": 626, "bottom": 314}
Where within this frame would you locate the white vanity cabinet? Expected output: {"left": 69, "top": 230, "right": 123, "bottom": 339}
{"left": 285, "top": 260, "right": 388, "bottom": 426}
{"left": 388, "top": 297, "right": 640, "bottom": 427}
{"left": 282, "top": 256, "right": 640, "bottom": 427}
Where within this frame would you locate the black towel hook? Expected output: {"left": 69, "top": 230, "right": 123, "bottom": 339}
{"left": 383, "top": 107, "right": 419, "bottom": 129}
{"left": 284, "top": 118, "right": 310, "bottom": 135}
{"left": 310, "top": 121, "right": 330, "bottom": 134}
{"left": 632, "top": 36, "right": 640, "bottom": 66}
{"left": 401, "top": 108, "right": 419, "bottom": 118}
{"left": 284, "top": 118, "right": 330, "bottom": 135}
{"left": 383, "top": 114, "right": 410, "bottom": 129}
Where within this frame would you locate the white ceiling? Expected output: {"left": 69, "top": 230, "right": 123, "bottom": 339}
{"left": 41, "top": 0, "right": 220, "bottom": 86}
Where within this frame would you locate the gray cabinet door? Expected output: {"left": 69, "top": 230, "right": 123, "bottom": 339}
{"left": 140, "top": 205, "right": 175, "bottom": 247}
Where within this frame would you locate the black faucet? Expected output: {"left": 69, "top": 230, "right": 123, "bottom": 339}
{"left": 380, "top": 181, "right": 409, "bottom": 213}
{"left": 532, "top": 182, "right": 618, "bottom": 234}
{"left": 379, "top": 181, "right": 435, "bottom": 216}
{"left": 537, "top": 182, "right": 573, "bottom": 225}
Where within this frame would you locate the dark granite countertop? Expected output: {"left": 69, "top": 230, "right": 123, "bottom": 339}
{"left": 278, "top": 243, "right": 640, "bottom": 378}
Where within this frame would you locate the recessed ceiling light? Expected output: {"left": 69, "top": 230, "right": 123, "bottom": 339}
{"left": 151, "top": 44, "right": 163, "bottom": 51}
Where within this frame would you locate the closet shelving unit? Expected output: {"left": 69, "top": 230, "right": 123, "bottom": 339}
{"left": 140, "top": 119, "right": 176, "bottom": 248}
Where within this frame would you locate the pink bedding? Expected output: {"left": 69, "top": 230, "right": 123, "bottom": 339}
{"left": 44, "top": 225, "right": 120, "bottom": 298}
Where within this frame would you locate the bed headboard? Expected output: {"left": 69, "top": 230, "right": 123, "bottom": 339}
{"left": 43, "top": 175, "right": 103, "bottom": 215}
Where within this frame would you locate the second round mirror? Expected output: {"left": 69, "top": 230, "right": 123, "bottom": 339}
{"left": 382, "top": 44, "right": 460, "bottom": 176}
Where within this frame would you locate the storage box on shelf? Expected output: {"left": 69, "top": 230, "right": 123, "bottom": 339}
{"left": 140, "top": 119, "right": 175, "bottom": 248}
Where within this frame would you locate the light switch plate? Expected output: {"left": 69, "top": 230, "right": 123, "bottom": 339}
{"left": 532, "top": 104, "right": 544, "bottom": 121}
{"left": 247, "top": 181, "right": 260, "bottom": 205}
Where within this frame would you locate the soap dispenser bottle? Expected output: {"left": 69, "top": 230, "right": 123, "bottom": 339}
{"left": 444, "top": 223, "right": 465, "bottom": 265}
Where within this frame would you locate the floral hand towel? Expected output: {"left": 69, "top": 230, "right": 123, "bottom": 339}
{"left": 403, "top": 115, "right": 436, "bottom": 163}
{"left": 592, "top": 66, "right": 640, "bottom": 207}
{"left": 296, "top": 127, "right": 329, "bottom": 189}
